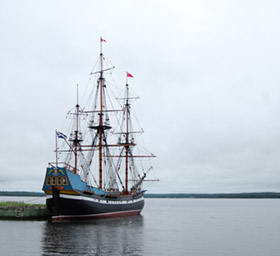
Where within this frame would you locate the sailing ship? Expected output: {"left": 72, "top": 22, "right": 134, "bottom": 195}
{"left": 42, "top": 38, "right": 155, "bottom": 221}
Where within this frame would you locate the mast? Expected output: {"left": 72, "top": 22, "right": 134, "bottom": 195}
{"left": 87, "top": 37, "right": 114, "bottom": 189}
{"left": 67, "top": 84, "right": 83, "bottom": 174}
{"left": 55, "top": 130, "right": 58, "bottom": 169}
{"left": 124, "top": 83, "right": 130, "bottom": 192}
{"left": 74, "top": 84, "right": 80, "bottom": 174}
{"left": 98, "top": 38, "right": 104, "bottom": 188}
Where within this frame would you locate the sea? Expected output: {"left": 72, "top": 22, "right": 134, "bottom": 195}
{"left": 0, "top": 197, "right": 279, "bottom": 256}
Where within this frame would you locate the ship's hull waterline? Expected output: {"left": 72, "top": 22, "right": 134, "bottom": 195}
{"left": 46, "top": 193, "right": 144, "bottom": 221}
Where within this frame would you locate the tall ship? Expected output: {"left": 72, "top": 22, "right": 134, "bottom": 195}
{"left": 42, "top": 38, "right": 155, "bottom": 221}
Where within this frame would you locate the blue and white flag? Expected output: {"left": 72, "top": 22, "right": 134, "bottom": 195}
{"left": 56, "top": 131, "right": 67, "bottom": 140}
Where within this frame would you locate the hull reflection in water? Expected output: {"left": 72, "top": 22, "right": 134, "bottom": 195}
{"left": 41, "top": 215, "right": 144, "bottom": 256}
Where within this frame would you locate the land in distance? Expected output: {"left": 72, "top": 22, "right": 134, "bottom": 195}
{"left": 0, "top": 191, "right": 280, "bottom": 198}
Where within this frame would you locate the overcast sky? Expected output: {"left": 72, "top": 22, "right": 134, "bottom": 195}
{"left": 1, "top": 0, "right": 280, "bottom": 193}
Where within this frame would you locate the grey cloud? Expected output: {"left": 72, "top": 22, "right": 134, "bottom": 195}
{"left": 1, "top": 0, "right": 280, "bottom": 192}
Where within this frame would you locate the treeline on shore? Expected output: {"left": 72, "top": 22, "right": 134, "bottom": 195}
{"left": 1, "top": 191, "right": 280, "bottom": 198}
{"left": 144, "top": 192, "right": 280, "bottom": 198}
{"left": 0, "top": 191, "right": 44, "bottom": 197}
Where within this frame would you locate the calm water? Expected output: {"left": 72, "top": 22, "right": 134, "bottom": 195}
{"left": 0, "top": 198, "right": 279, "bottom": 256}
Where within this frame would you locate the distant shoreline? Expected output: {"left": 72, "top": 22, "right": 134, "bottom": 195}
{"left": 0, "top": 191, "right": 280, "bottom": 198}
{"left": 144, "top": 192, "right": 280, "bottom": 198}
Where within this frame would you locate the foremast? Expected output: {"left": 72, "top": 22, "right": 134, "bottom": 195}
{"left": 124, "top": 82, "right": 131, "bottom": 192}
{"left": 118, "top": 74, "right": 156, "bottom": 193}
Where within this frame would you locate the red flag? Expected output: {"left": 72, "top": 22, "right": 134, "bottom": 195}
{"left": 100, "top": 37, "right": 107, "bottom": 43}
{"left": 127, "top": 72, "right": 134, "bottom": 78}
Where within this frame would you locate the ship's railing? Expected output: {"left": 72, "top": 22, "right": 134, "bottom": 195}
{"left": 48, "top": 162, "right": 77, "bottom": 173}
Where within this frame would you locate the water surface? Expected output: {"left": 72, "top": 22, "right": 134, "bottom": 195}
{"left": 0, "top": 198, "right": 279, "bottom": 256}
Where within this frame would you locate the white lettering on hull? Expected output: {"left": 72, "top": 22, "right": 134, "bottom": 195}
{"left": 46, "top": 194, "right": 144, "bottom": 205}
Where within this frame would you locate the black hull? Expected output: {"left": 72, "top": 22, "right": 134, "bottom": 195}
{"left": 46, "top": 193, "right": 144, "bottom": 220}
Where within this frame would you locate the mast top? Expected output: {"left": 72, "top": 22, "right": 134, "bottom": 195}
{"left": 76, "top": 83, "right": 79, "bottom": 107}
{"left": 100, "top": 37, "right": 107, "bottom": 56}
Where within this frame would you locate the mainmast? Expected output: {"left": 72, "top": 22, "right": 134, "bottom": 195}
{"left": 87, "top": 37, "right": 114, "bottom": 190}
{"left": 98, "top": 38, "right": 105, "bottom": 189}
